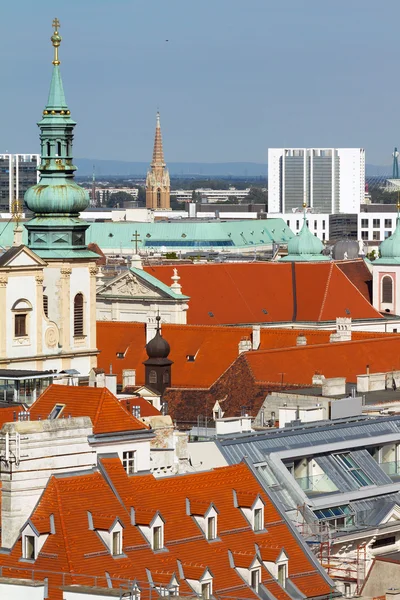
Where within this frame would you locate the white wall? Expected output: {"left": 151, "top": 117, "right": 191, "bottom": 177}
{"left": 0, "top": 582, "right": 45, "bottom": 599}
{"left": 91, "top": 439, "right": 151, "bottom": 472}
{"left": 269, "top": 212, "right": 328, "bottom": 241}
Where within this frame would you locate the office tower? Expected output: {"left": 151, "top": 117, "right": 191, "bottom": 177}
{"left": 0, "top": 154, "right": 40, "bottom": 211}
{"left": 268, "top": 148, "right": 365, "bottom": 214}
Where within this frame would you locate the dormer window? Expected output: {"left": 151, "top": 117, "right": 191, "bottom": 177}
{"left": 88, "top": 513, "right": 124, "bottom": 557}
{"left": 278, "top": 563, "right": 287, "bottom": 587}
{"left": 251, "top": 568, "right": 260, "bottom": 591}
{"left": 201, "top": 582, "right": 211, "bottom": 600}
{"left": 153, "top": 525, "right": 163, "bottom": 550}
{"left": 234, "top": 491, "right": 265, "bottom": 532}
{"left": 207, "top": 516, "right": 216, "bottom": 540}
{"left": 132, "top": 509, "right": 165, "bottom": 552}
{"left": 187, "top": 500, "right": 218, "bottom": 541}
{"left": 23, "top": 535, "right": 35, "bottom": 560}
{"left": 112, "top": 530, "right": 122, "bottom": 556}
{"left": 254, "top": 507, "right": 263, "bottom": 532}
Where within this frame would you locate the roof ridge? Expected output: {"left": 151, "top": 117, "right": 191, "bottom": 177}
{"left": 93, "top": 387, "right": 107, "bottom": 428}
{"left": 336, "top": 261, "right": 383, "bottom": 318}
{"left": 317, "top": 262, "right": 334, "bottom": 321}
{"left": 53, "top": 477, "right": 75, "bottom": 575}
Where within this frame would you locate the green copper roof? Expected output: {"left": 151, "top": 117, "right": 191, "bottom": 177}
{"left": 375, "top": 216, "right": 400, "bottom": 264}
{"left": 46, "top": 65, "right": 68, "bottom": 111}
{"left": 24, "top": 20, "right": 90, "bottom": 257}
{"left": 281, "top": 213, "right": 329, "bottom": 262}
{"left": 130, "top": 267, "right": 189, "bottom": 300}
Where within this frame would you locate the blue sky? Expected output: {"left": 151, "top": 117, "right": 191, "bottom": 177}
{"left": 0, "top": 0, "right": 398, "bottom": 165}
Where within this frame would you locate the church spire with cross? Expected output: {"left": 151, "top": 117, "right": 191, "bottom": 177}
{"left": 24, "top": 19, "right": 96, "bottom": 259}
{"left": 146, "top": 111, "right": 171, "bottom": 210}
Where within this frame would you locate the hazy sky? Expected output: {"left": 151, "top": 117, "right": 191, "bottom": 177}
{"left": 0, "top": 0, "right": 398, "bottom": 165}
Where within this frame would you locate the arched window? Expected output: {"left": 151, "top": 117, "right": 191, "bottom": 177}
{"left": 12, "top": 299, "right": 32, "bottom": 338}
{"left": 382, "top": 275, "right": 393, "bottom": 303}
{"left": 157, "top": 188, "right": 161, "bottom": 208}
{"left": 163, "top": 371, "right": 169, "bottom": 384}
{"left": 74, "top": 293, "right": 84, "bottom": 336}
{"left": 149, "top": 370, "right": 157, "bottom": 384}
{"left": 57, "top": 141, "right": 62, "bottom": 157}
{"left": 46, "top": 141, "right": 51, "bottom": 157}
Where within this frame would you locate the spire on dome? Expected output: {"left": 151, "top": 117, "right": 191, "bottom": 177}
{"left": 151, "top": 111, "right": 166, "bottom": 167}
{"left": 24, "top": 19, "right": 95, "bottom": 259}
{"left": 280, "top": 202, "right": 330, "bottom": 262}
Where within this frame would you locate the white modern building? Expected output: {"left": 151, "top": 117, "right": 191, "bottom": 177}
{"left": 0, "top": 154, "right": 40, "bottom": 211}
{"left": 268, "top": 148, "right": 365, "bottom": 214}
{"left": 172, "top": 187, "right": 251, "bottom": 203}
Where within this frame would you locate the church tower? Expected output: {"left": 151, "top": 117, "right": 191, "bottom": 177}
{"left": 146, "top": 112, "right": 170, "bottom": 210}
{"left": 23, "top": 19, "right": 99, "bottom": 372}
{"left": 143, "top": 316, "right": 172, "bottom": 395}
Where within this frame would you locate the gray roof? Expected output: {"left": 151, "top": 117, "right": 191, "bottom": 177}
{"left": 217, "top": 416, "right": 400, "bottom": 464}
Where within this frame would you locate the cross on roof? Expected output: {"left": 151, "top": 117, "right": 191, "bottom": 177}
{"left": 131, "top": 230, "right": 142, "bottom": 254}
{"left": 52, "top": 18, "right": 60, "bottom": 32}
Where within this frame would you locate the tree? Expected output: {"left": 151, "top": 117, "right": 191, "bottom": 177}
{"left": 246, "top": 187, "right": 268, "bottom": 205}
{"left": 137, "top": 186, "right": 146, "bottom": 206}
{"left": 107, "top": 191, "right": 136, "bottom": 208}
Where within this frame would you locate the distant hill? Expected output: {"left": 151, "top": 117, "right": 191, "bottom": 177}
{"left": 74, "top": 158, "right": 390, "bottom": 179}
{"left": 75, "top": 159, "right": 267, "bottom": 178}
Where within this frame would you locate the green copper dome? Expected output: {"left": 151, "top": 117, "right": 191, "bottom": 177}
{"left": 24, "top": 19, "right": 95, "bottom": 260}
{"left": 375, "top": 216, "right": 400, "bottom": 264}
{"left": 24, "top": 62, "right": 89, "bottom": 216}
{"left": 281, "top": 212, "right": 330, "bottom": 262}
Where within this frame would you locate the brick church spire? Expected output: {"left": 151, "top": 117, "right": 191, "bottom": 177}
{"left": 146, "top": 112, "right": 170, "bottom": 210}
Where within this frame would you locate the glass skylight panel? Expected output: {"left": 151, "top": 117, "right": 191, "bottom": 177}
{"left": 334, "top": 454, "right": 373, "bottom": 487}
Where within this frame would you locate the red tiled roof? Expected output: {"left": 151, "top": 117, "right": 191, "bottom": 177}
{"left": 336, "top": 259, "right": 373, "bottom": 302}
{"left": 97, "top": 321, "right": 385, "bottom": 388}
{"left": 144, "top": 262, "right": 382, "bottom": 325}
{"left": 29, "top": 385, "right": 149, "bottom": 435}
{"left": 120, "top": 395, "right": 161, "bottom": 417}
{"left": 245, "top": 335, "right": 400, "bottom": 385}
{"left": 0, "top": 461, "right": 333, "bottom": 600}
{"left": 0, "top": 406, "right": 23, "bottom": 428}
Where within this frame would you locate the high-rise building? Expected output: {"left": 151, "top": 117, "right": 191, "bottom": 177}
{"left": 0, "top": 154, "right": 40, "bottom": 211}
{"left": 146, "top": 112, "right": 170, "bottom": 210}
{"left": 268, "top": 148, "right": 365, "bottom": 214}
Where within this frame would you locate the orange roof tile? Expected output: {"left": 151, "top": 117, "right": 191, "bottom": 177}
{"left": 97, "top": 321, "right": 386, "bottom": 388}
{"left": 29, "top": 385, "right": 149, "bottom": 435}
{"left": 120, "top": 395, "right": 162, "bottom": 417}
{"left": 144, "top": 262, "right": 382, "bottom": 325}
{"left": 245, "top": 335, "right": 400, "bottom": 385}
{"left": 0, "top": 406, "right": 23, "bottom": 428}
{"left": 0, "top": 461, "right": 333, "bottom": 600}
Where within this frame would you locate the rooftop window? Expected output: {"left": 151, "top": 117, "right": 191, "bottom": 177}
{"left": 333, "top": 454, "right": 373, "bottom": 487}
{"left": 48, "top": 404, "right": 65, "bottom": 420}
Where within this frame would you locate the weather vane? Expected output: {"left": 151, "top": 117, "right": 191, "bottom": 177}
{"left": 51, "top": 18, "right": 62, "bottom": 66}
{"left": 11, "top": 199, "right": 23, "bottom": 226}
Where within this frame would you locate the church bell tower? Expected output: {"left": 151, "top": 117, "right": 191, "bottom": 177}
{"left": 146, "top": 112, "right": 170, "bottom": 210}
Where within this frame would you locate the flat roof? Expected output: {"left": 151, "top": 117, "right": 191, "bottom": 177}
{"left": 0, "top": 369, "right": 55, "bottom": 380}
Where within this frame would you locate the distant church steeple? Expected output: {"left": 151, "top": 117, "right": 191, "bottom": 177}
{"left": 146, "top": 112, "right": 170, "bottom": 210}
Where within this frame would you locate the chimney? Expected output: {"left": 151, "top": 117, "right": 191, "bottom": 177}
{"left": 89, "top": 368, "right": 105, "bottom": 388}
{"left": 296, "top": 334, "right": 307, "bottom": 346}
{"left": 238, "top": 337, "right": 252, "bottom": 354}
{"left": 105, "top": 374, "right": 117, "bottom": 395}
{"left": 0, "top": 417, "right": 94, "bottom": 548}
{"left": 122, "top": 369, "right": 136, "bottom": 389}
{"left": 146, "top": 316, "right": 158, "bottom": 344}
{"left": 252, "top": 325, "right": 261, "bottom": 350}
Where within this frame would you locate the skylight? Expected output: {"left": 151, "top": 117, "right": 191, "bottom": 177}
{"left": 48, "top": 404, "right": 65, "bottom": 420}
{"left": 334, "top": 453, "right": 372, "bottom": 487}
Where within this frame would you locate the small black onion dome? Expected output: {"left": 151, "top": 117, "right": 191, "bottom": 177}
{"left": 145, "top": 316, "right": 170, "bottom": 359}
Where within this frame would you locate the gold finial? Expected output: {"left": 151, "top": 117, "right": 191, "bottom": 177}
{"left": 51, "top": 18, "right": 62, "bottom": 66}
{"left": 11, "top": 199, "right": 23, "bottom": 226}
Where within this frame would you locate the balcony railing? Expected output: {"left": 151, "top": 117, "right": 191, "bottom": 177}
{"left": 379, "top": 461, "right": 400, "bottom": 477}
{"left": 295, "top": 473, "right": 338, "bottom": 494}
